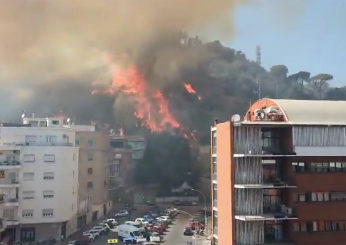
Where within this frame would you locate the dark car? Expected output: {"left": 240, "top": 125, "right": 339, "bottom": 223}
{"left": 183, "top": 227, "right": 194, "bottom": 236}
{"left": 173, "top": 200, "right": 181, "bottom": 206}
{"left": 146, "top": 200, "right": 155, "bottom": 206}
{"left": 182, "top": 201, "right": 192, "bottom": 206}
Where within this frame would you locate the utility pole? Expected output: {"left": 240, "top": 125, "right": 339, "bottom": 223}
{"left": 256, "top": 45, "right": 261, "bottom": 66}
{"left": 254, "top": 80, "right": 261, "bottom": 100}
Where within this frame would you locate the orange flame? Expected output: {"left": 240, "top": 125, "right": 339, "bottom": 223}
{"left": 184, "top": 83, "right": 202, "bottom": 101}
{"left": 92, "top": 55, "right": 180, "bottom": 132}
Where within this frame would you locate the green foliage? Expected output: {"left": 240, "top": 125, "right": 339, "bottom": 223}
{"left": 134, "top": 132, "right": 200, "bottom": 191}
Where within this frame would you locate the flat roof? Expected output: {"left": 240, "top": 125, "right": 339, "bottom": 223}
{"left": 272, "top": 99, "right": 346, "bottom": 125}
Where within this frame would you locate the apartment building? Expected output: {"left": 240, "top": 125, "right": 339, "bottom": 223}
{"left": 75, "top": 131, "right": 112, "bottom": 229}
{"left": 211, "top": 99, "right": 346, "bottom": 245}
{"left": 0, "top": 116, "right": 79, "bottom": 243}
{"left": 109, "top": 135, "right": 145, "bottom": 187}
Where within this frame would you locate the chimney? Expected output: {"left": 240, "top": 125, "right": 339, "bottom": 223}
{"left": 214, "top": 118, "right": 218, "bottom": 125}
{"left": 32, "top": 112, "right": 35, "bottom": 118}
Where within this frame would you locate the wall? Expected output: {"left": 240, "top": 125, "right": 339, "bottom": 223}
{"left": 215, "top": 121, "right": 234, "bottom": 245}
{"left": 155, "top": 196, "right": 199, "bottom": 203}
{"left": 18, "top": 146, "right": 79, "bottom": 224}
{"left": 283, "top": 156, "right": 346, "bottom": 245}
{"left": 77, "top": 131, "right": 110, "bottom": 209}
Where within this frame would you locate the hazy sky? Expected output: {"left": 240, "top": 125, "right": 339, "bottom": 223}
{"left": 229, "top": 0, "right": 346, "bottom": 86}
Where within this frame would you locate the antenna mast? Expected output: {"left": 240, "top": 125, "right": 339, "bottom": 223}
{"left": 256, "top": 45, "right": 261, "bottom": 66}
{"left": 254, "top": 46, "right": 262, "bottom": 100}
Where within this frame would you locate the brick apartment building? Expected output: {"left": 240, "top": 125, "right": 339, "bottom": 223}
{"left": 211, "top": 99, "right": 346, "bottom": 245}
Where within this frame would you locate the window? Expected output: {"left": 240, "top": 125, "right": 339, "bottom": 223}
{"left": 292, "top": 162, "right": 305, "bottom": 172}
{"left": 20, "top": 227, "right": 36, "bottom": 242}
{"left": 115, "top": 164, "right": 121, "bottom": 173}
{"left": 294, "top": 222, "right": 307, "bottom": 232}
{"left": 23, "top": 172, "right": 35, "bottom": 181}
{"left": 88, "top": 168, "right": 93, "bottom": 174}
{"left": 25, "top": 136, "right": 37, "bottom": 144}
{"left": 43, "top": 154, "right": 55, "bottom": 162}
{"left": 23, "top": 191, "right": 35, "bottom": 199}
{"left": 295, "top": 193, "right": 306, "bottom": 202}
{"left": 115, "top": 154, "right": 121, "bottom": 159}
{"left": 23, "top": 154, "right": 35, "bottom": 162}
{"left": 88, "top": 140, "right": 94, "bottom": 147}
{"left": 22, "top": 209, "right": 34, "bottom": 218}
{"left": 52, "top": 120, "right": 59, "bottom": 125}
{"left": 75, "top": 140, "right": 80, "bottom": 146}
{"left": 331, "top": 192, "right": 346, "bottom": 201}
{"left": 43, "top": 172, "right": 54, "bottom": 180}
{"left": 43, "top": 190, "right": 54, "bottom": 198}
{"left": 42, "top": 209, "right": 54, "bottom": 217}
{"left": 87, "top": 154, "right": 94, "bottom": 161}
{"left": 87, "top": 181, "right": 93, "bottom": 189}
{"left": 87, "top": 195, "right": 93, "bottom": 202}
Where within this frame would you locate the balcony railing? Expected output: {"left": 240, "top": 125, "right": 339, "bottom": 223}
{"left": 263, "top": 204, "right": 295, "bottom": 217}
{"left": 213, "top": 199, "right": 217, "bottom": 207}
{"left": 4, "top": 142, "right": 73, "bottom": 147}
{"left": 0, "top": 161, "right": 20, "bottom": 166}
{"left": 212, "top": 146, "right": 217, "bottom": 154}
{"left": 213, "top": 226, "right": 218, "bottom": 235}
{"left": 213, "top": 173, "right": 217, "bottom": 180}
{"left": 0, "top": 179, "right": 19, "bottom": 185}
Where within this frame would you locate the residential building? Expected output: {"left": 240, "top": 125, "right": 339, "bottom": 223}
{"left": 109, "top": 135, "right": 145, "bottom": 188}
{"left": 0, "top": 116, "right": 79, "bottom": 243}
{"left": 211, "top": 99, "right": 346, "bottom": 245}
{"left": 75, "top": 130, "right": 112, "bottom": 229}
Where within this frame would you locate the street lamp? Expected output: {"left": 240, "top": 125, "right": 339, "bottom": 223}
{"left": 177, "top": 210, "right": 198, "bottom": 245}
{"left": 191, "top": 189, "right": 207, "bottom": 235}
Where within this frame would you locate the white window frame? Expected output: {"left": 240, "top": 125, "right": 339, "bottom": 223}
{"left": 42, "top": 209, "right": 54, "bottom": 217}
{"left": 23, "top": 191, "right": 35, "bottom": 199}
{"left": 43, "top": 172, "right": 54, "bottom": 180}
{"left": 43, "top": 154, "right": 55, "bottom": 162}
{"left": 23, "top": 154, "right": 35, "bottom": 162}
{"left": 23, "top": 172, "right": 35, "bottom": 181}
{"left": 43, "top": 190, "right": 54, "bottom": 198}
{"left": 22, "top": 209, "right": 34, "bottom": 218}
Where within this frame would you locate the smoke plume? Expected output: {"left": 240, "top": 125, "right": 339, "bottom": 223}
{"left": 0, "top": 0, "right": 304, "bottom": 127}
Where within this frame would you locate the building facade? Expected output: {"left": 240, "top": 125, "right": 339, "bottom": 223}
{"left": 0, "top": 116, "right": 79, "bottom": 243}
{"left": 212, "top": 99, "right": 346, "bottom": 245}
{"left": 75, "top": 131, "right": 112, "bottom": 231}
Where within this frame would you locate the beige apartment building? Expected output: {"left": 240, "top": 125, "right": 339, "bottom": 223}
{"left": 75, "top": 131, "right": 112, "bottom": 229}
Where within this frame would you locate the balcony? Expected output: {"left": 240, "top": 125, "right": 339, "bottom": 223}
{"left": 213, "top": 173, "right": 217, "bottom": 183}
{"left": 236, "top": 204, "right": 297, "bottom": 221}
{"left": 6, "top": 141, "right": 73, "bottom": 147}
{"left": 213, "top": 226, "right": 218, "bottom": 238}
{"left": 0, "top": 160, "right": 21, "bottom": 169}
{"left": 213, "top": 199, "right": 217, "bottom": 211}
{"left": 0, "top": 179, "right": 19, "bottom": 188}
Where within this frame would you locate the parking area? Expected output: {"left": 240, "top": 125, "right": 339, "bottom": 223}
{"left": 67, "top": 204, "right": 210, "bottom": 245}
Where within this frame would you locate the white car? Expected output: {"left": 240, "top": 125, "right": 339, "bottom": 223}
{"left": 88, "top": 229, "right": 102, "bottom": 237}
{"left": 135, "top": 218, "right": 149, "bottom": 226}
{"left": 92, "top": 225, "right": 108, "bottom": 234}
{"left": 82, "top": 232, "right": 95, "bottom": 241}
{"left": 157, "top": 216, "right": 172, "bottom": 223}
{"left": 114, "top": 210, "right": 129, "bottom": 217}
{"left": 107, "top": 219, "right": 118, "bottom": 225}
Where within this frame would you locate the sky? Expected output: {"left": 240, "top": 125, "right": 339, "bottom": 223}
{"left": 229, "top": 0, "right": 346, "bottom": 86}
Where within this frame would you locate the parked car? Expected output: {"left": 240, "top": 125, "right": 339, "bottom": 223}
{"left": 156, "top": 216, "right": 171, "bottom": 223}
{"left": 82, "top": 231, "right": 96, "bottom": 241}
{"left": 173, "top": 200, "right": 181, "bottom": 206}
{"left": 68, "top": 240, "right": 88, "bottom": 245}
{"left": 87, "top": 229, "right": 102, "bottom": 238}
{"left": 92, "top": 225, "right": 108, "bottom": 234}
{"left": 114, "top": 210, "right": 129, "bottom": 217}
{"left": 135, "top": 218, "right": 149, "bottom": 226}
{"left": 146, "top": 200, "right": 155, "bottom": 206}
{"left": 183, "top": 227, "right": 194, "bottom": 236}
{"left": 189, "top": 222, "right": 205, "bottom": 230}
{"left": 106, "top": 219, "right": 118, "bottom": 226}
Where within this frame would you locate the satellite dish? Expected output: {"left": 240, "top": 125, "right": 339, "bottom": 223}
{"left": 21, "top": 114, "right": 25, "bottom": 118}
{"left": 67, "top": 118, "right": 70, "bottom": 123}
{"left": 231, "top": 114, "right": 241, "bottom": 123}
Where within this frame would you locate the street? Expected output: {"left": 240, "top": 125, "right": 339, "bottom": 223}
{"left": 74, "top": 205, "right": 208, "bottom": 245}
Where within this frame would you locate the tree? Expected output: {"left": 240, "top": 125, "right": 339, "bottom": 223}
{"left": 287, "top": 71, "right": 311, "bottom": 91}
{"left": 311, "top": 73, "right": 333, "bottom": 99}
{"left": 133, "top": 132, "right": 199, "bottom": 192}
{"left": 270, "top": 65, "right": 289, "bottom": 98}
